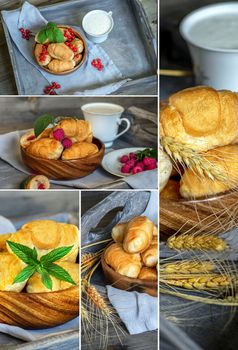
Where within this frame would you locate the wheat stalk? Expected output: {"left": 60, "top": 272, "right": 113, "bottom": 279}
{"left": 160, "top": 136, "right": 227, "bottom": 181}
{"left": 160, "top": 260, "right": 215, "bottom": 274}
{"left": 161, "top": 274, "right": 231, "bottom": 290}
{"left": 167, "top": 233, "right": 227, "bottom": 251}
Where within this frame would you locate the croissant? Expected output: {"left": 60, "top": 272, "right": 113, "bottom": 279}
{"left": 160, "top": 179, "right": 181, "bottom": 200}
{"left": 180, "top": 145, "right": 238, "bottom": 198}
{"left": 153, "top": 225, "right": 158, "bottom": 236}
{"left": 26, "top": 138, "right": 63, "bottom": 160}
{"left": 74, "top": 53, "right": 83, "bottom": 65}
{"left": 123, "top": 216, "right": 154, "bottom": 253}
{"left": 141, "top": 236, "right": 158, "bottom": 267}
{"left": 0, "top": 233, "right": 12, "bottom": 251}
{"left": 51, "top": 119, "right": 92, "bottom": 142}
{"left": 71, "top": 38, "right": 84, "bottom": 54}
{"left": 26, "top": 262, "right": 79, "bottom": 293}
{"left": 62, "top": 142, "right": 98, "bottom": 160}
{"left": 48, "top": 43, "right": 74, "bottom": 61}
{"left": 20, "top": 130, "right": 36, "bottom": 149}
{"left": 0, "top": 253, "right": 26, "bottom": 292}
{"left": 104, "top": 243, "right": 141, "bottom": 278}
{"left": 48, "top": 59, "right": 75, "bottom": 73}
{"left": 56, "top": 223, "right": 79, "bottom": 262}
{"left": 138, "top": 267, "right": 158, "bottom": 281}
{"left": 34, "top": 44, "right": 51, "bottom": 66}
{"left": 111, "top": 222, "right": 128, "bottom": 243}
{"left": 160, "top": 86, "right": 238, "bottom": 152}
{"left": 23, "top": 175, "right": 50, "bottom": 190}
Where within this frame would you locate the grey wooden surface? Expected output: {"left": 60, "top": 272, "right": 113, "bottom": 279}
{"left": 0, "top": 0, "right": 157, "bottom": 96}
{"left": 81, "top": 191, "right": 158, "bottom": 350}
{"left": 0, "top": 96, "right": 157, "bottom": 189}
{"left": 0, "top": 191, "right": 79, "bottom": 350}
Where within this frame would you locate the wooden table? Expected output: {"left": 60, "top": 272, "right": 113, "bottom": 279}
{"left": 81, "top": 191, "right": 158, "bottom": 350}
{"left": 0, "top": 0, "right": 157, "bottom": 95}
{"left": 0, "top": 96, "right": 157, "bottom": 189}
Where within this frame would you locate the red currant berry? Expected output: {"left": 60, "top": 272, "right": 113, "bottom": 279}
{"left": 56, "top": 84, "right": 61, "bottom": 89}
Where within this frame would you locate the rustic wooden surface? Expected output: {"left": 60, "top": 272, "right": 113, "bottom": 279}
{"left": 0, "top": 96, "right": 157, "bottom": 189}
{"left": 0, "top": 0, "right": 157, "bottom": 95}
{"left": 81, "top": 191, "right": 158, "bottom": 350}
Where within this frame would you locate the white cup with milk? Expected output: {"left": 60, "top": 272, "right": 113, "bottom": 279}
{"left": 180, "top": 3, "right": 238, "bottom": 90}
{"left": 82, "top": 10, "right": 114, "bottom": 43}
{"left": 81, "top": 103, "right": 131, "bottom": 148}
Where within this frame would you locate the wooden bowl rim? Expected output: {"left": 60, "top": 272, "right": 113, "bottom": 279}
{"left": 0, "top": 285, "right": 79, "bottom": 297}
{"left": 33, "top": 25, "right": 88, "bottom": 75}
{"left": 21, "top": 137, "right": 105, "bottom": 163}
{"left": 101, "top": 250, "right": 158, "bottom": 288}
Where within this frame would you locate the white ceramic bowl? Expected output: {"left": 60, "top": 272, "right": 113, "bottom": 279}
{"left": 180, "top": 3, "right": 238, "bottom": 90}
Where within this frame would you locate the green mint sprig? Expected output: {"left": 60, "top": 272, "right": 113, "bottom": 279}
{"left": 7, "top": 240, "right": 77, "bottom": 290}
{"left": 33, "top": 114, "right": 55, "bottom": 137}
{"left": 37, "top": 22, "right": 64, "bottom": 44}
{"left": 136, "top": 148, "right": 157, "bottom": 161}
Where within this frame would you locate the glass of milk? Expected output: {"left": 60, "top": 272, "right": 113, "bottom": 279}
{"left": 82, "top": 10, "right": 114, "bottom": 43}
{"left": 180, "top": 3, "right": 238, "bottom": 90}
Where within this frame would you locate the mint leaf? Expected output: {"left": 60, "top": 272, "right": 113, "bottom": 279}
{"left": 44, "top": 262, "right": 76, "bottom": 285}
{"left": 13, "top": 265, "right": 36, "bottom": 284}
{"left": 53, "top": 28, "right": 64, "bottom": 43}
{"left": 34, "top": 114, "right": 55, "bottom": 137}
{"left": 40, "top": 245, "right": 74, "bottom": 264}
{"left": 6, "top": 241, "right": 38, "bottom": 265}
{"left": 47, "top": 22, "right": 57, "bottom": 29}
{"left": 136, "top": 148, "right": 157, "bottom": 161}
{"left": 37, "top": 30, "right": 48, "bottom": 44}
{"left": 41, "top": 271, "right": 53, "bottom": 290}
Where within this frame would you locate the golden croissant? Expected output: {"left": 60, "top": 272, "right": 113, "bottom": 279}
{"left": 0, "top": 253, "right": 26, "bottom": 292}
{"left": 48, "top": 43, "right": 74, "bottom": 61}
{"left": 123, "top": 216, "right": 154, "bottom": 253}
{"left": 26, "top": 138, "right": 63, "bottom": 160}
{"left": 104, "top": 243, "right": 142, "bottom": 278}
{"left": 51, "top": 119, "right": 92, "bottom": 142}
{"left": 48, "top": 59, "right": 75, "bottom": 73}
{"left": 160, "top": 86, "right": 238, "bottom": 152}
{"left": 138, "top": 267, "right": 158, "bottom": 281}
{"left": 62, "top": 142, "right": 98, "bottom": 160}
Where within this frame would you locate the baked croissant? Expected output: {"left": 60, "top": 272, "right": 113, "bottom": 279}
{"left": 48, "top": 59, "right": 75, "bottom": 73}
{"left": 74, "top": 53, "right": 83, "bottom": 65}
{"left": 104, "top": 243, "right": 141, "bottom": 278}
{"left": 48, "top": 43, "right": 74, "bottom": 61}
{"left": 138, "top": 267, "right": 158, "bottom": 281}
{"left": 160, "top": 86, "right": 238, "bottom": 152}
{"left": 0, "top": 234, "right": 12, "bottom": 251}
{"left": 112, "top": 222, "right": 128, "bottom": 243}
{"left": 51, "top": 119, "right": 92, "bottom": 142}
{"left": 34, "top": 44, "right": 52, "bottom": 66}
{"left": 123, "top": 216, "right": 154, "bottom": 253}
{"left": 71, "top": 38, "right": 84, "bottom": 53}
{"left": 26, "top": 261, "right": 79, "bottom": 293}
{"left": 180, "top": 145, "right": 238, "bottom": 198}
{"left": 141, "top": 236, "right": 158, "bottom": 267}
{"left": 26, "top": 138, "right": 63, "bottom": 160}
{"left": 0, "top": 253, "right": 26, "bottom": 292}
{"left": 20, "top": 128, "right": 53, "bottom": 149}
{"left": 62, "top": 142, "right": 98, "bottom": 160}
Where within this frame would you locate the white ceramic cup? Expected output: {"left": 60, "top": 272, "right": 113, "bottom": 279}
{"left": 82, "top": 10, "right": 114, "bottom": 44}
{"left": 180, "top": 3, "right": 238, "bottom": 90}
{"left": 81, "top": 103, "right": 130, "bottom": 148}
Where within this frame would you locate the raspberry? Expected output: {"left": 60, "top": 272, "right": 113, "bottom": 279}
{"left": 53, "top": 128, "right": 65, "bottom": 141}
{"left": 143, "top": 157, "right": 157, "bottom": 166}
{"left": 62, "top": 138, "right": 73, "bottom": 149}
{"left": 38, "top": 183, "right": 46, "bottom": 190}
{"left": 121, "top": 164, "right": 131, "bottom": 173}
{"left": 145, "top": 163, "right": 157, "bottom": 171}
{"left": 132, "top": 165, "right": 143, "bottom": 174}
{"left": 120, "top": 155, "right": 129, "bottom": 163}
{"left": 27, "top": 135, "right": 36, "bottom": 141}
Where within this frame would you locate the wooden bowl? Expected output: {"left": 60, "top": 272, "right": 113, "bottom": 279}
{"left": 21, "top": 137, "right": 105, "bottom": 180}
{"left": 0, "top": 286, "right": 79, "bottom": 329}
{"left": 160, "top": 189, "right": 238, "bottom": 239}
{"left": 101, "top": 254, "right": 157, "bottom": 297}
{"left": 33, "top": 25, "right": 88, "bottom": 75}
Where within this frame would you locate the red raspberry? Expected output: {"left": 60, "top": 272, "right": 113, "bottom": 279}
{"left": 38, "top": 183, "right": 46, "bottom": 190}
{"left": 62, "top": 138, "right": 73, "bottom": 149}
{"left": 53, "top": 128, "right": 65, "bottom": 141}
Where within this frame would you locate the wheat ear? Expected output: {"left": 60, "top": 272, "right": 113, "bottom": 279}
{"left": 160, "top": 260, "right": 215, "bottom": 274}
{"left": 161, "top": 274, "right": 231, "bottom": 290}
{"left": 167, "top": 233, "right": 227, "bottom": 251}
{"left": 161, "top": 136, "right": 227, "bottom": 181}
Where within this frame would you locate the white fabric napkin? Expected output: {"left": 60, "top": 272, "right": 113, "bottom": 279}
{"left": 107, "top": 286, "right": 158, "bottom": 335}
{"left": 0, "top": 130, "right": 158, "bottom": 189}
{"left": 0, "top": 214, "right": 79, "bottom": 342}
{"left": 1, "top": 1, "right": 130, "bottom": 95}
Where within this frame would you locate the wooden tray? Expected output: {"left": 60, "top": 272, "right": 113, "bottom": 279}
{"left": 0, "top": 286, "right": 79, "bottom": 329}
{"left": 101, "top": 251, "right": 157, "bottom": 297}
{"left": 160, "top": 190, "right": 238, "bottom": 239}
{"left": 1, "top": 0, "right": 157, "bottom": 95}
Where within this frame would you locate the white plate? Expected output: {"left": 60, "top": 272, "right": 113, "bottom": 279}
{"left": 101, "top": 147, "right": 147, "bottom": 178}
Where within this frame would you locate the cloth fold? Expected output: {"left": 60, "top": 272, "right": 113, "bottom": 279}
{"left": 0, "top": 130, "right": 157, "bottom": 189}
{"left": 107, "top": 285, "right": 158, "bottom": 335}
{"left": 1, "top": 1, "right": 130, "bottom": 95}
{"left": 0, "top": 213, "right": 79, "bottom": 342}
